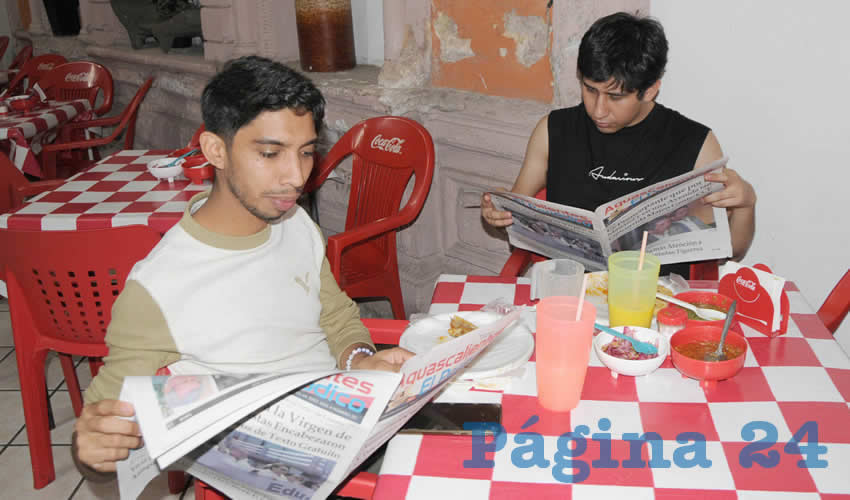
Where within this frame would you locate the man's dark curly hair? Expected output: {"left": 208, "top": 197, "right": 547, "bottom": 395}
{"left": 577, "top": 12, "right": 668, "bottom": 98}
{"left": 201, "top": 56, "right": 326, "bottom": 142}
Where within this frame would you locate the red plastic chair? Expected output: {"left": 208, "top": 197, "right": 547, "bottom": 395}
{"left": 0, "top": 225, "right": 162, "bottom": 489}
{"left": 818, "top": 269, "right": 850, "bottom": 334}
{"left": 0, "top": 152, "right": 65, "bottom": 213}
{"left": 0, "top": 36, "right": 9, "bottom": 61}
{"left": 2, "top": 53, "right": 67, "bottom": 96}
{"left": 190, "top": 318, "right": 407, "bottom": 499}
{"left": 497, "top": 189, "right": 720, "bottom": 279}
{"left": 9, "top": 44, "right": 33, "bottom": 71}
{"left": 40, "top": 78, "right": 154, "bottom": 178}
{"left": 37, "top": 61, "right": 114, "bottom": 116}
{"left": 306, "top": 116, "right": 435, "bottom": 320}
{"left": 188, "top": 123, "right": 205, "bottom": 148}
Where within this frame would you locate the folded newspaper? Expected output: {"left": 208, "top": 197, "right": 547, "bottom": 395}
{"left": 116, "top": 311, "right": 520, "bottom": 500}
{"left": 489, "top": 157, "right": 733, "bottom": 271}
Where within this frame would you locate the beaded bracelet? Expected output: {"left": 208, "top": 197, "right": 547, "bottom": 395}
{"left": 345, "top": 346, "right": 375, "bottom": 370}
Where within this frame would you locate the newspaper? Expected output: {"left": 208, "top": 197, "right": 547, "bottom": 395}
{"left": 116, "top": 311, "right": 520, "bottom": 500}
{"left": 489, "top": 157, "right": 733, "bottom": 271}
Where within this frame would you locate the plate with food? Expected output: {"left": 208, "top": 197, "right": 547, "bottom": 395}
{"left": 399, "top": 311, "right": 534, "bottom": 380}
{"left": 584, "top": 271, "right": 686, "bottom": 326}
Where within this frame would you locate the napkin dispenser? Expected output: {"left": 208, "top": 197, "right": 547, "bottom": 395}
{"left": 718, "top": 262, "right": 789, "bottom": 337}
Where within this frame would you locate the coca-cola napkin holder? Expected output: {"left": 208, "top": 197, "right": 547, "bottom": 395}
{"left": 718, "top": 263, "right": 789, "bottom": 337}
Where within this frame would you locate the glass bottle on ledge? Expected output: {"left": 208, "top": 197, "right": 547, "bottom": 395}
{"left": 295, "top": 0, "right": 356, "bottom": 72}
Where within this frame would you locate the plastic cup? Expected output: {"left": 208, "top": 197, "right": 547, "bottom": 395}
{"left": 607, "top": 250, "right": 661, "bottom": 328}
{"left": 536, "top": 259, "right": 585, "bottom": 298}
{"left": 535, "top": 296, "right": 596, "bottom": 412}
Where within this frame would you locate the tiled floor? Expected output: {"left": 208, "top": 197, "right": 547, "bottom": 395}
{"left": 0, "top": 299, "right": 194, "bottom": 499}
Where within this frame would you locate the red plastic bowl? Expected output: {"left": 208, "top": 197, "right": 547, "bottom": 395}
{"left": 670, "top": 325, "right": 748, "bottom": 384}
{"left": 673, "top": 290, "right": 734, "bottom": 327}
{"left": 182, "top": 155, "right": 214, "bottom": 185}
{"left": 7, "top": 94, "right": 38, "bottom": 112}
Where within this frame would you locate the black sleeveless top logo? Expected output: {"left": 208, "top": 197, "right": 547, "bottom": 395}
{"left": 546, "top": 103, "right": 710, "bottom": 277}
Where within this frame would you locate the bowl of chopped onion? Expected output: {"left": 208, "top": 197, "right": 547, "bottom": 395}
{"left": 593, "top": 326, "right": 668, "bottom": 377}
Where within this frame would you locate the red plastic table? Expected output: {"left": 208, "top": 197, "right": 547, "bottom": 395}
{"left": 0, "top": 148, "right": 209, "bottom": 233}
{"left": 0, "top": 99, "right": 91, "bottom": 177}
{"left": 374, "top": 274, "right": 850, "bottom": 499}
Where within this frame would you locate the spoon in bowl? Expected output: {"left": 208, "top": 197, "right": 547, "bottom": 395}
{"left": 704, "top": 301, "right": 737, "bottom": 361}
{"left": 594, "top": 323, "right": 658, "bottom": 355}
{"left": 655, "top": 293, "right": 727, "bottom": 321}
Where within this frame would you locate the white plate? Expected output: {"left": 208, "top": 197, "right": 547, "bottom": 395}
{"left": 399, "top": 311, "right": 534, "bottom": 380}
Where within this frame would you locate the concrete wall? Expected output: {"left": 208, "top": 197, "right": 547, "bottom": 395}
{"left": 651, "top": 1, "right": 850, "bottom": 351}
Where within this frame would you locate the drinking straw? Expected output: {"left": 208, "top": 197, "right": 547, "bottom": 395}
{"left": 637, "top": 231, "right": 649, "bottom": 271}
{"left": 575, "top": 273, "right": 589, "bottom": 321}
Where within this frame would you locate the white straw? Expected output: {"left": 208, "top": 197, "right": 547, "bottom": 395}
{"left": 575, "top": 273, "right": 589, "bottom": 321}
{"left": 638, "top": 231, "right": 648, "bottom": 270}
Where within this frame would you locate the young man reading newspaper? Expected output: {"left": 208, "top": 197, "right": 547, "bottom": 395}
{"left": 72, "top": 56, "right": 413, "bottom": 478}
{"left": 480, "top": 12, "right": 756, "bottom": 277}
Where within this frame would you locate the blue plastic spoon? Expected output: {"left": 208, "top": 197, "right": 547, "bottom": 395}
{"left": 594, "top": 323, "right": 658, "bottom": 355}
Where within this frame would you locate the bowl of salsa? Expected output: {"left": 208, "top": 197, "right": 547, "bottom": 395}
{"left": 671, "top": 291, "right": 734, "bottom": 325}
{"left": 670, "top": 325, "right": 748, "bottom": 384}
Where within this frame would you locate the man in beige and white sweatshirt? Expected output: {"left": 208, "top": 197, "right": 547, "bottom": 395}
{"left": 72, "top": 56, "right": 413, "bottom": 478}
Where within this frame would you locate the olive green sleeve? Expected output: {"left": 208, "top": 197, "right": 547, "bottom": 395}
{"left": 318, "top": 257, "right": 375, "bottom": 368}
{"left": 83, "top": 280, "right": 181, "bottom": 404}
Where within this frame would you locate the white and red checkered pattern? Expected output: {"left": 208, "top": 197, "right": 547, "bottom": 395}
{"left": 0, "top": 149, "right": 209, "bottom": 233}
{"left": 0, "top": 99, "right": 91, "bottom": 177}
{"left": 375, "top": 274, "right": 850, "bottom": 499}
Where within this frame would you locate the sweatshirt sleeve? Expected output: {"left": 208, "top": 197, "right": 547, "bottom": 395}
{"left": 83, "top": 280, "right": 181, "bottom": 404}
{"left": 317, "top": 257, "right": 375, "bottom": 368}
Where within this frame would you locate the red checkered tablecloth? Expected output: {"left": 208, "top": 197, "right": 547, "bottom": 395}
{"left": 0, "top": 99, "right": 91, "bottom": 177}
{"left": 0, "top": 149, "right": 209, "bottom": 233}
{"left": 375, "top": 274, "right": 850, "bottom": 499}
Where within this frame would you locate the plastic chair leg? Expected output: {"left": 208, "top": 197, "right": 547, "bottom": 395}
{"left": 59, "top": 353, "right": 83, "bottom": 417}
{"left": 88, "top": 357, "right": 103, "bottom": 377}
{"left": 387, "top": 280, "right": 406, "bottom": 320}
{"left": 168, "top": 471, "right": 187, "bottom": 494}
{"left": 16, "top": 348, "right": 56, "bottom": 489}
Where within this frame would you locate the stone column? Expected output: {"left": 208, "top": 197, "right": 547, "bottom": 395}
{"left": 26, "top": 0, "right": 49, "bottom": 35}
{"left": 77, "top": 0, "right": 130, "bottom": 47}
{"left": 229, "top": 0, "right": 259, "bottom": 58}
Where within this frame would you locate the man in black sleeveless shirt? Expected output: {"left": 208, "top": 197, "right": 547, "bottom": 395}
{"left": 481, "top": 12, "right": 756, "bottom": 277}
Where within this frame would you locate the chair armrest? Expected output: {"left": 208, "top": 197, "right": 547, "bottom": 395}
{"left": 362, "top": 318, "right": 409, "bottom": 345}
{"left": 325, "top": 215, "right": 409, "bottom": 278}
{"left": 16, "top": 179, "right": 65, "bottom": 198}
{"left": 56, "top": 114, "right": 122, "bottom": 134}
{"left": 499, "top": 248, "right": 534, "bottom": 277}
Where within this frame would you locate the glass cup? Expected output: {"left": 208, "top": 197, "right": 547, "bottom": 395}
{"left": 535, "top": 296, "right": 596, "bottom": 412}
{"left": 536, "top": 259, "right": 585, "bottom": 299}
{"left": 607, "top": 251, "right": 661, "bottom": 328}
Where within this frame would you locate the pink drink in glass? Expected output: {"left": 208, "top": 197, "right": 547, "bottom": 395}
{"left": 535, "top": 296, "right": 596, "bottom": 412}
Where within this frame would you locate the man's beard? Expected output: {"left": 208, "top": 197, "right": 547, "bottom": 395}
{"left": 225, "top": 171, "right": 288, "bottom": 224}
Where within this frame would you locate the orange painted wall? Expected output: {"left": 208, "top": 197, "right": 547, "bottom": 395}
{"left": 431, "top": 0, "right": 552, "bottom": 102}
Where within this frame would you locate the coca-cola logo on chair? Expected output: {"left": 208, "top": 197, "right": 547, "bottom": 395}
{"left": 64, "top": 72, "right": 89, "bottom": 83}
{"left": 370, "top": 134, "right": 405, "bottom": 154}
{"left": 733, "top": 268, "right": 761, "bottom": 303}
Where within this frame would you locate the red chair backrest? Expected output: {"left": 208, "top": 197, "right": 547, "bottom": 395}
{"left": 818, "top": 269, "right": 850, "bottom": 334}
{"left": 117, "top": 78, "right": 154, "bottom": 149}
{"left": 0, "top": 152, "right": 30, "bottom": 213}
{"left": 9, "top": 44, "right": 32, "bottom": 71}
{"left": 310, "top": 116, "right": 435, "bottom": 236}
{"left": 0, "top": 36, "right": 9, "bottom": 61}
{"left": 188, "top": 123, "right": 205, "bottom": 148}
{"left": 38, "top": 61, "right": 114, "bottom": 116}
{"left": 4, "top": 53, "right": 67, "bottom": 95}
{"left": 0, "top": 226, "right": 162, "bottom": 347}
